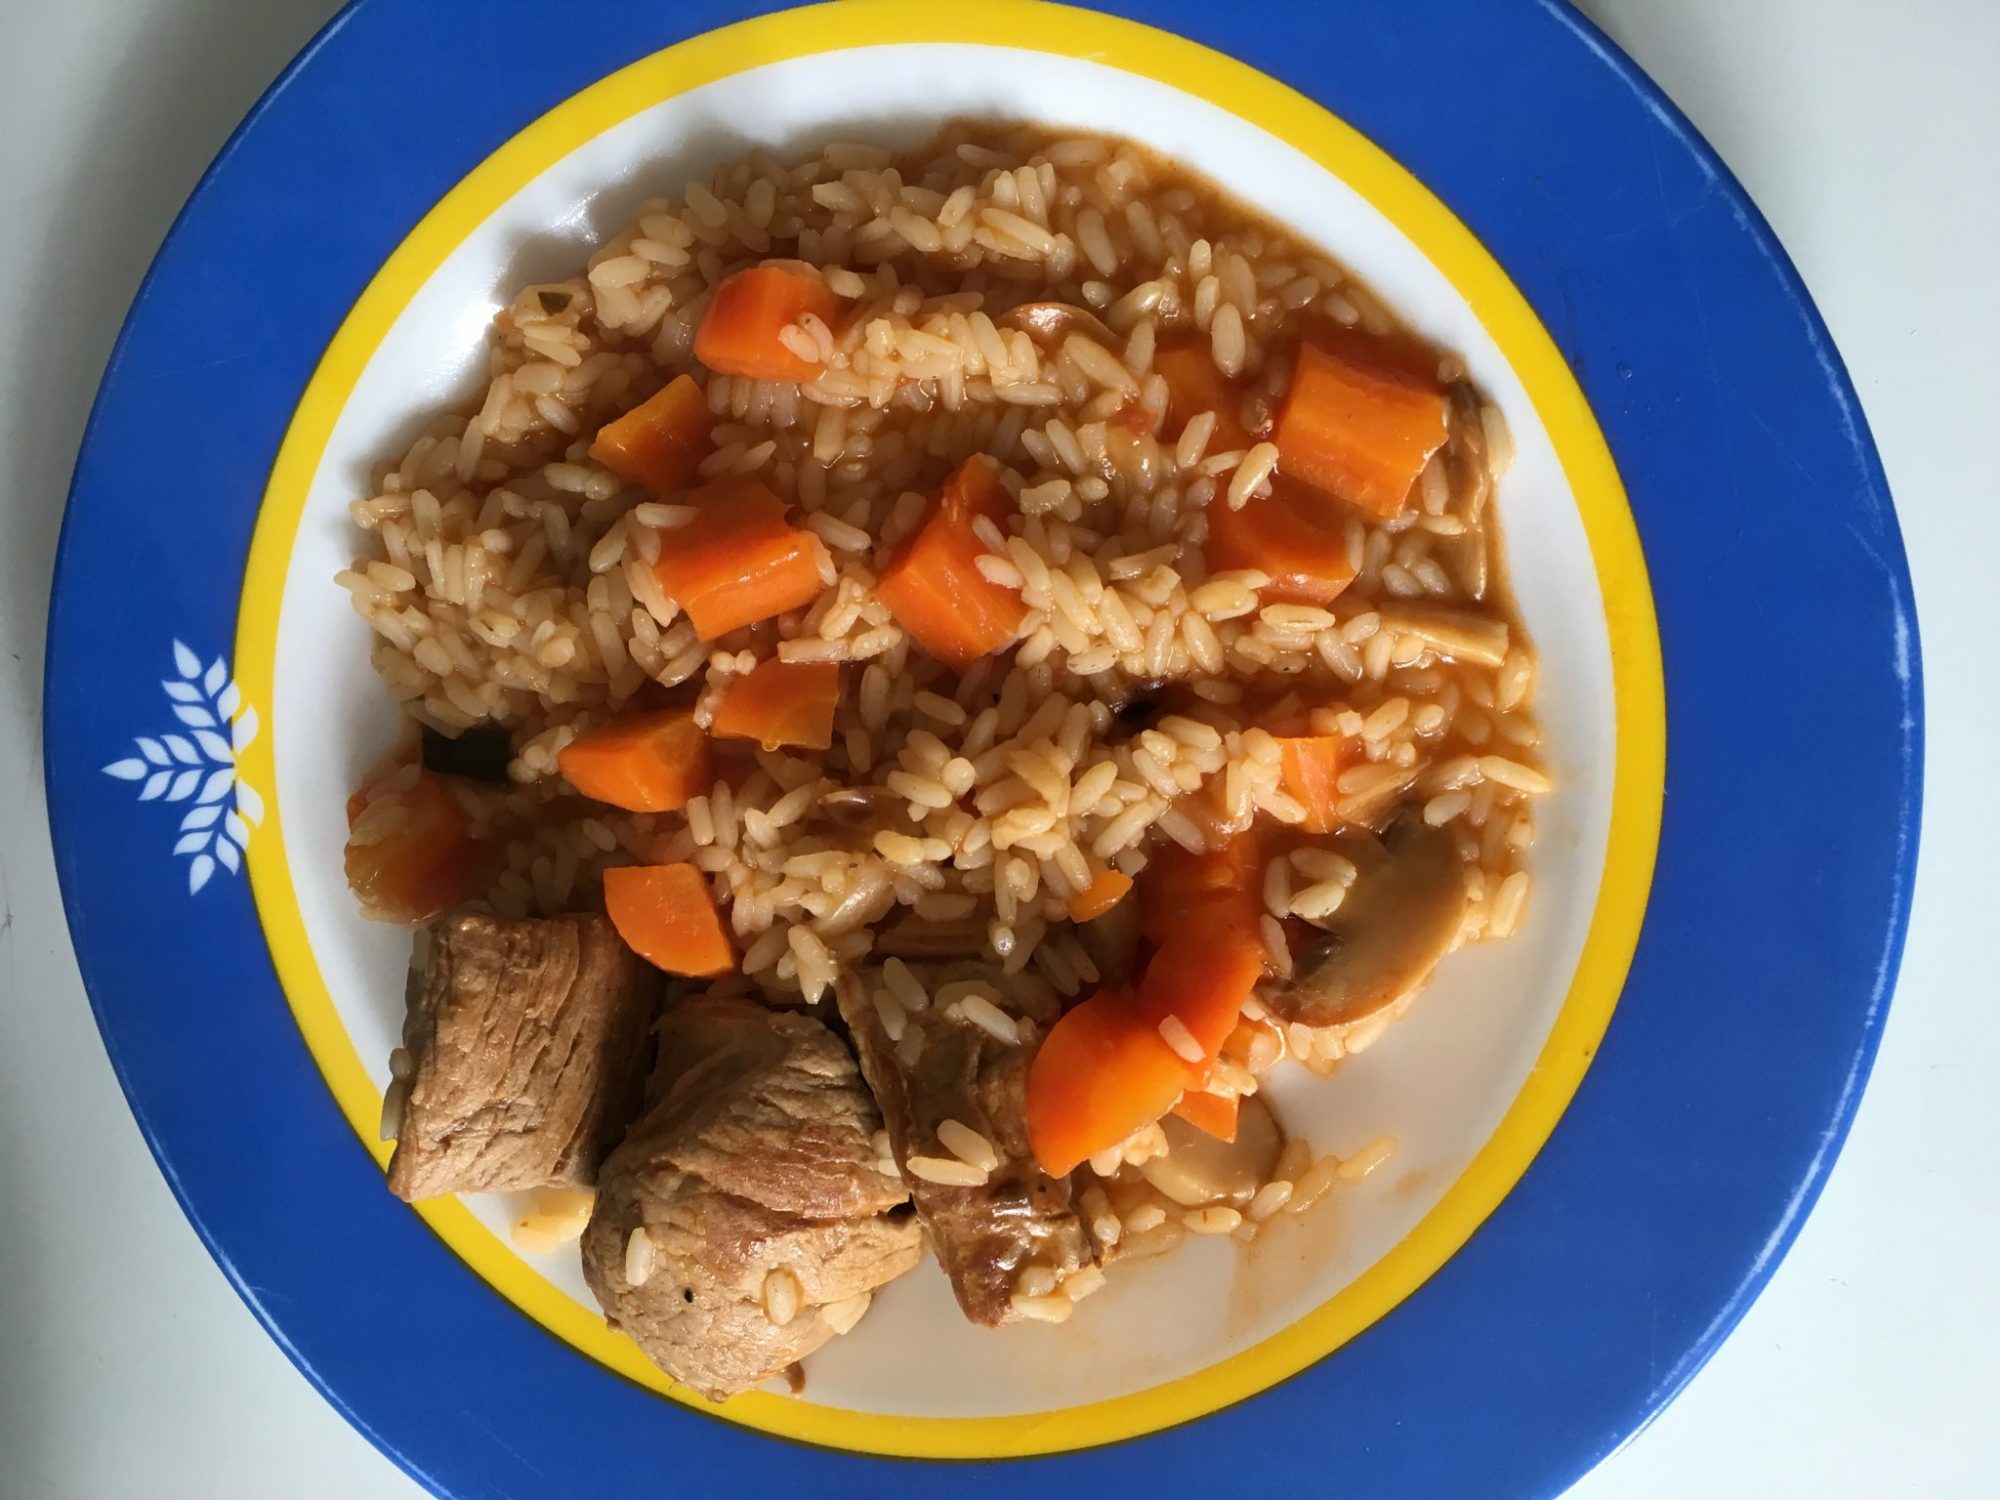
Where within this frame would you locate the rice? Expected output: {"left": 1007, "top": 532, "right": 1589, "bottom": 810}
{"left": 624, "top": 1227, "right": 656, "bottom": 1287}
{"left": 341, "top": 121, "right": 1549, "bottom": 1312}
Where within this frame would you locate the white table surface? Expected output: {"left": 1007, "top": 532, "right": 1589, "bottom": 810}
{"left": 2, "top": 2, "right": 1994, "bottom": 1495}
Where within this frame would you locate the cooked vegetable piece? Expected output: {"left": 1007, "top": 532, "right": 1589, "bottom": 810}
{"left": 1064, "top": 868, "right": 1133, "bottom": 924}
{"left": 1133, "top": 922, "right": 1266, "bottom": 1061}
{"left": 875, "top": 455, "right": 1027, "bottom": 668}
{"left": 1171, "top": 1088, "right": 1239, "bottom": 1143}
{"left": 557, "top": 709, "right": 711, "bottom": 812}
{"left": 1025, "top": 989, "right": 1190, "bottom": 1177}
{"left": 650, "top": 474, "right": 825, "bottom": 640}
{"left": 1137, "top": 828, "right": 1265, "bottom": 947}
{"left": 1205, "top": 479, "right": 1357, "bottom": 606}
{"left": 603, "top": 863, "right": 734, "bottom": 976}
{"left": 345, "top": 771, "right": 485, "bottom": 925}
{"left": 588, "top": 374, "right": 711, "bottom": 495}
{"left": 1274, "top": 734, "right": 1352, "bottom": 834}
{"left": 710, "top": 659, "right": 841, "bottom": 751}
{"left": 1155, "top": 339, "right": 1252, "bottom": 450}
{"left": 419, "top": 723, "right": 513, "bottom": 784}
{"left": 1026, "top": 899, "right": 1263, "bottom": 1177}
{"left": 996, "top": 301, "right": 1122, "bottom": 352}
{"left": 1274, "top": 338, "right": 1449, "bottom": 517}
{"left": 694, "top": 264, "right": 843, "bottom": 381}
{"left": 1374, "top": 603, "right": 1510, "bottom": 668}
{"left": 1275, "top": 820, "right": 1468, "bottom": 1027}
{"left": 1141, "top": 1097, "right": 1282, "bottom": 1207}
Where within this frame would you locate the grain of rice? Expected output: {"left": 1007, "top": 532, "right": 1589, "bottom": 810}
{"left": 950, "top": 992, "right": 1022, "bottom": 1045}
{"left": 1184, "top": 1206, "right": 1243, "bottom": 1235}
{"left": 1477, "top": 755, "right": 1551, "bottom": 794}
{"left": 907, "top": 1155, "right": 990, "bottom": 1187}
{"left": 624, "top": 1227, "right": 656, "bottom": 1287}
{"left": 762, "top": 1267, "right": 802, "bottom": 1327}
{"left": 1158, "top": 1014, "right": 1205, "bottom": 1065}
{"left": 1337, "top": 1137, "right": 1399, "bottom": 1181}
{"left": 1011, "top": 1292, "right": 1075, "bottom": 1323}
{"left": 1287, "top": 1154, "right": 1344, "bottom": 1215}
{"left": 937, "top": 1118, "right": 1001, "bottom": 1173}
{"left": 1247, "top": 1180, "right": 1294, "bottom": 1221}
{"left": 822, "top": 1292, "right": 872, "bottom": 1335}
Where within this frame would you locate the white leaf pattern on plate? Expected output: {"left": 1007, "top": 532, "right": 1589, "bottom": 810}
{"left": 102, "top": 640, "right": 264, "bottom": 894}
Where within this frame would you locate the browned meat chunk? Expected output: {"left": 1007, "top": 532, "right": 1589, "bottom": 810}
{"left": 385, "top": 911, "right": 658, "bottom": 1201}
{"left": 581, "top": 994, "right": 919, "bottom": 1400}
{"left": 837, "top": 963, "right": 1095, "bottom": 1326}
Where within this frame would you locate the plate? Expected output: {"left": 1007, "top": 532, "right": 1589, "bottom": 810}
{"left": 44, "top": 2, "right": 1920, "bottom": 1495}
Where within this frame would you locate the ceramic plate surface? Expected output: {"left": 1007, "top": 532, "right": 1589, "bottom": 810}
{"left": 46, "top": 2, "right": 1919, "bottom": 1496}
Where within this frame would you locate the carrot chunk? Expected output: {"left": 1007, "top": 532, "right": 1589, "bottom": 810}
{"left": 344, "top": 771, "right": 485, "bottom": 925}
{"left": 1274, "top": 735, "right": 1353, "bottom": 834}
{"left": 556, "top": 709, "right": 710, "bottom": 813}
{"left": 710, "top": 659, "right": 842, "bottom": 751}
{"left": 1138, "top": 829, "right": 1266, "bottom": 948}
{"left": 1155, "top": 339, "right": 1252, "bottom": 451}
{"left": 650, "top": 474, "right": 825, "bottom": 640}
{"left": 1172, "top": 1089, "right": 1240, "bottom": 1143}
{"left": 1025, "top": 916, "right": 1263, "bottom": 1176}
{"left": 1026, "top": 988, "right": 1190, "bottom": 1177}
{"left": 1065, "top": 868, "right": 1134, "bottom": 924}
{"left": 1205, "top": 478, "right": 1358, "bottom": 605}
{"left": 603, "top": 863, "right": 734, "bottom": 976}
{"left": 1274, "top": 338, "right": 1449, "bottom": 518}
{"left": 1134, "top": 923, "right": 1267, "bottom": 1062}
{"left": 875, "top": 455, "right": 1027, "bottom": 668}
{"left": 695, "top": 264, "right": 843, "bottom": 381}
{"left": 587, "top": 374, "right": 711, "bottom": 495}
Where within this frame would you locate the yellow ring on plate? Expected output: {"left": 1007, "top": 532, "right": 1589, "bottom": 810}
{"left": 235, "top": 0, "right": 1665, "bottom": 1459}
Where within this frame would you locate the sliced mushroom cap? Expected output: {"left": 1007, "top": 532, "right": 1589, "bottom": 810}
{"left": 997, "top": 300, "right": 1122, "bottom": 352}
{"left": 1138, "top": 1094, "right": 1283, "bottom": 1208}
{"left": 1267, "top": 819, "right": 1468, "bottom": 1029}
{"left": 816, "top": 786, "right": 907, "bottom": 830}
{"left": 1374, "top": 604, "right": 1509, "bottom": 669}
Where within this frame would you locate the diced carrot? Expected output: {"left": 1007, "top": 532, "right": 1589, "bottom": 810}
{"left": 344, "top": 771, "right": 486, "bottom": 925}
{"left": 603, "top": 863, "right": 734, "bottom": 976}
{"left": 1065, "top": 868, "right": 1134, "bottom": 924}
{"left": 695, "top": 264, "right": 844, "bottom": 381}
{"left": 1172, "top": 1089, "right": 1239, "bottom": 1143}
{"left": 1025, "top": 913, "right": 1263, "bottom": 1176}
{"left": 588, "top": 374, "right": 711, "bottom": 495}
{"left": 1134, "top": 922, "right": 1267, "bottom": 1063}
{"left": 710, "top": 659, "right": 842, "bottom": 751}
{"left": 1026, "top": 988, "right": 1191, "bottom": 1177}
{"left": 1205, "top": 478, "right": 1358, "bottom": 606}
{"left": 1138, "top": 828, "right": 1266, "bottom": 948}
{"left": 1155, "top": 339, "right": 1252, "bottom": 451}
{"left": 651, "top": 474, "right": 826, "bottom": 640}
{"left": 1274, "top": 735, "right": 1352, "bottom": 834}
{"left": 1274, "top": 338, "right": 1449, "bottom": 518}
{"left": 556, "top": 708, "right": 710, "bottom": 813}
{"left": 875, "top": 455, "right": 1027, "bottom": 668}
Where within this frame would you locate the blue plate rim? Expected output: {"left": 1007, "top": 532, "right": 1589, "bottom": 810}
{"left": 42, "top": 1, "right": 1923, "bottom": 1495}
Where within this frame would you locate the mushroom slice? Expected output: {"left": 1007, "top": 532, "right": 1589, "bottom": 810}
{"left": 1138, "top": 1095, "right": 1283, "bottom": 1209}
{"left": 817, "top": 786, "right": 907, "bottom": 830}
{"left": 1374, "top": 605, "right": 1510, "bottom": 669}
{"left": 997, "top": 300, "right": 1122, "bottom": 352}
{"left": 1267, "top": 819, "right": 1468, "bottom": 1029}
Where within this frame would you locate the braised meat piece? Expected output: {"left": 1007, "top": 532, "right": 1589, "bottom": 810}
{"left": 384, "top": 910, "right": 657, "bottom": 1201}
{"left": 581, "top": 994, "right": 919, "bottom": 1400}
{"left": 837, "top": 963, "right": 1096, "bottom": 1326}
